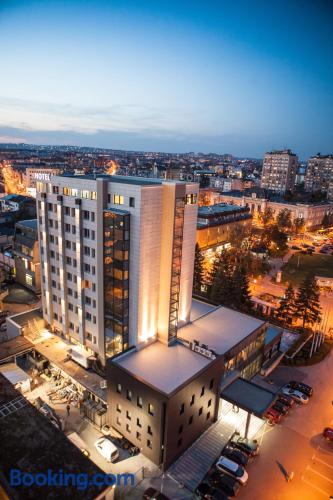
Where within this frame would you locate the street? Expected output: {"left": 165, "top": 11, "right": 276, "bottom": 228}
{"left": 238, "top": 348, "right": 333, "bottom": 499}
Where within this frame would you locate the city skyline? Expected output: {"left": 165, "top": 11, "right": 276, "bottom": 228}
{"left": 0, "top": 0, "right": 332, "bottom": 157}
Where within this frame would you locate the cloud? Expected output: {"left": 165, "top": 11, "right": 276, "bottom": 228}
{"left": 0, "top": 96, "right": 206, "bottom": 137}
{"left": 0, "top": 134, "right": 27, "bottom": 143}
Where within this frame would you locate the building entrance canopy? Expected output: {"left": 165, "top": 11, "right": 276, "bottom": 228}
{"left": 221, "top": 378, "right": 277, "bottom": 418}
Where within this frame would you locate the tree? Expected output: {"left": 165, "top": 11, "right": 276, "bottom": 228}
{"left": 269, "top": 225, "right": 288, "bottom": 252}
{"left": 277, "top": 209, "right": 292, "bottom": 230}
{"left": 193, "top": 243, "right": 205, "bottom": 295}
{"left": 293, "top": 217, "right": 305, "bottom": 235}
{"left": 209, "top": 250, "right": 234, "bottom": 304}
{"left": 321, "top": 213, "right": 333, "bottom": 229}
{"left": 294, "top": 274, "right": 322, "bottom": 328}
{"left": 258, "top": 207, "right": 274, "bottom": 227}
{"left": 276, "top": 284, "right": 296, "bottom": 325}
{"left": 232, "top": 267, "right": 253, "bottom": 312}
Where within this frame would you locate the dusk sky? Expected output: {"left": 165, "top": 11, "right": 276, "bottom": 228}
{"left": 0, "top": 0, "right": 332, "bottom": 158}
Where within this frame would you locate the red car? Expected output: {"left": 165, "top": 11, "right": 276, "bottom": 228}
{"left": 323, "top": 428, "right": 333, "bottom": 442}
{"left": 264, "top": 408, "right": 281, "bottom": 425}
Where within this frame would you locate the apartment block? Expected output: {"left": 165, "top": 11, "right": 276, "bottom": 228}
{"left": 260, "top": 149, "right": 298, "bottom": 193}
{"left": 305, "top": 154, "right": 333, "bottom": 198}
{"left": 36, "top": 175, "right": 198, "bottom": 366}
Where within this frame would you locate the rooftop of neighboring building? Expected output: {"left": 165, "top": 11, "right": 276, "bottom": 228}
{"left": 178, "top": 305, "right": 265, "bottom": 356}
{"left": 265, "top": 149, "right": 296, "bottom": 156}
{"left": 220, "top": 189, "right": 333, "bottom": 206}
{"left": 0, "top": 373, "right": 108, "bottom": 500}
{"left": 112, "top": 340, "right": 213, "bottom": 397}
{"left": 198, "top": 203, "right": 249, "bottom": 217}
{"left": 15, "top": 219, "right": 38, "bottom": 230}
{"left": 0, "top": 194, "right": 33, "bottom": 203}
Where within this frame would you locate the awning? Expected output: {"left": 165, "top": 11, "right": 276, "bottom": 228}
{"left": 221, "top": 377, "right": 277, "bottom": 418}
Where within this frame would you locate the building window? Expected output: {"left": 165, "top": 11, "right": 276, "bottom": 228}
{"left": 116, "top": 404, "right": 121, "bottom": 413}
{"left": 137, "top": 418, "right": 142, "bottom": 428}
{"left": 188, "top": 416, "right": 193, "bottom": 425}
{"left": 126, "top": 424, "right": 131, "bottom": 433}
{"left": 129, "top": 197, "right": 135, "bottom": 207}
{"left": 208, "top": 399, "right": 212, "bottom": 408}
{"left": 207, "top": 411, "right": 211, "bottom": 420}
{"left": 113, "top": 194, "right": 124, "bottom": 205}
{"left": 126, "top": 389, "right": 132, "bottom": 401}
{"left": 180, "top": 403, "right": 185, "bottom": 415}
{"left": 209, "top": 378, "right": 214, "bottom": 390}
{"left": 25, "top": 274, "right": 33, "bottom": 286}
{"left": 116, "top": 417, "right": 121, "bottom": 426}
{"left": 178, "top": 425, "right": 183, "bottom": 434}
{"left": 126, "top": 410, "right": 131, "bottom": 420}
{"left": 148, "top": 404, "right": 154, "bottom": 416}
{"left": 177, "top": 438, "right": 182, "bottom": 448}
{"left": 147, "top": 425, "right": 153, "bottom": 436}
{"left": 137, "top": 396, "right": 143, "bottom": 408}
{"left": 147, "top": 439, "right": 152, "bottom": 449}
{"left": 200, "top": 386, "right": 205, "bottom": 397}
{"left": 190, "top": 394, "right": 195, "bottom": 406}
{"left": 136, "top": 431, "right": 141, "bottom": 441}
{"left": 116, "top": 384, "right": 121, "bottom": 394}
{"left": 185, "top": 193, "right": 197, "bottom": 205}
{"left": 199, "top": 407, "right": 203, "bottom": 416}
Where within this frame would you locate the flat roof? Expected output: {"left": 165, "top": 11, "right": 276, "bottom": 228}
{"left": 178, "top": 305, "right": 265, "bottom": 356}
{"left": 16, "top": 218, "right": 38, "bottom": 229}
{"left": 265, "top": 325, "right": 283, "bottom": 346}
{"left": 113, "top": 341, "right": 213, "bottom": 397}
{"left": 198, "top": 203, "right": 248, "bottom": 217}
{"left": 221, "top": 378, "right": 276, "bottom": 417}
{"left": 190, "top": 298, "right": 217, "bottom": 322}
{"left": 0, "top": 336, "right": 33, "bottom": 362}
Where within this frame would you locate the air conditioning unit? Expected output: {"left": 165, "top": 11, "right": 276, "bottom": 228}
{"left": 100, "top": 380, "right": 107, "bottom": 389}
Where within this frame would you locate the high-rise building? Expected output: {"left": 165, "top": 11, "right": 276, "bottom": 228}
{"left": 305, "top": 154, "right": 333, "bottom": 198}
{"left": 260, "top": 149, "right": 298, "bottom": 193}
{"left": 36, "top": 175, "right": 199, "bottom": 366}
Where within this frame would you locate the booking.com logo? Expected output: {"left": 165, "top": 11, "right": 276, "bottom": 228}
{"left": 9, "top": 469, "right": 135, "bottom": 491}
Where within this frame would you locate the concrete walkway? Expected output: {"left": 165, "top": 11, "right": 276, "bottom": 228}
{"left": 168, "top": 417, "right": 234, "bottom": 492}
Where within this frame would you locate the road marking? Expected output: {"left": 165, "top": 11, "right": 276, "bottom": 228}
{"left": 307, "top": 466, "right": 333, "bottom": 484}
{"left": 313, "top": 456, "right": 333, "bottom": 470}
{"left": 301, "top": 477, "right": 330, "bottom": 497}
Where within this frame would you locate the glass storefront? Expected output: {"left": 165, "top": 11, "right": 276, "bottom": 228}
{"left": 224, "top": 329, "right": 265, "bottom": 379}
{"left": 104, "top": 209, "right": 130, "bottom": 358}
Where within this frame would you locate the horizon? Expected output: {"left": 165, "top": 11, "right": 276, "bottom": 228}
{"left": 0, "top": 0, "right": 332, "bottom": 157}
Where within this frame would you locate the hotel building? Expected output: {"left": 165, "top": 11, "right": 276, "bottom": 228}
{"left": 36, "top": 175, "right": 198, "bottom": 366}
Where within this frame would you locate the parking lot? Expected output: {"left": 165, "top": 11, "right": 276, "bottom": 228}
{"left": 237, "top": 351, "right": 333, "bottom": 500}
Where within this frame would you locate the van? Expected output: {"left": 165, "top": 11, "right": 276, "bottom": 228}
{"left": 94, "top": 437, "right": 119, "bottom": 462}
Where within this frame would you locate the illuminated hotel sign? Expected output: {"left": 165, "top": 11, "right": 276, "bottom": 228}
{"left": 33, "top": 172, "right": 51, "bottom": 181}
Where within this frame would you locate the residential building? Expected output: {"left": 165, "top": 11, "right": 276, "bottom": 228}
{"left": 260, "top": 149, "right": 298, "bottom": 193}
{"left": 36, "top": 174, "right": 199, "bottom": 366}
{"left": 305, "top": 154, "right": 333, "bottom": 198}
{"left": 219, "top": 190, "right": 333, "bottom": 230}
{"left": 13, "top": 219, "right": 41, "bottom": 294}
{"left": 196, "top": 203, "right": 252, "bottom": 250}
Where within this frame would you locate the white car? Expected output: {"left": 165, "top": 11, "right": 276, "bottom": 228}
{"left": 94, "top": 437, "right": 119, "bottom": 463}
{"left": 281, "top": 387, "right": 309, "bottom": 404}
{"left": 216, "top": 456, "right": 248, "bottom": 485}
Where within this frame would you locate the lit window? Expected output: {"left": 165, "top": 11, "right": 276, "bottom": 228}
{"left": 113, "top": 194, "right": 124, "bottom": 205}
{"left": 25, "top": 274, "right": 33, "bottom": 286}
{"left": 186, "top": 193, "right": 197, "bottom": 205}
{"left": 148, "top": 404, "right": 154, "bottom": 416}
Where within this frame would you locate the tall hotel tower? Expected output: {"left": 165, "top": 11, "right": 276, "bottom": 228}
{"left": 36, "top": 175, "right": 198, "bottom": 366}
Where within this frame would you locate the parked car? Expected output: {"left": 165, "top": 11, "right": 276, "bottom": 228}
{"left": 229, "top": 432, "right": 259, "bottom": 456}
{"left": 142, "top": 488, "right": 170, "bottom": 500}
{"left": 208, "top": 470, "right": 241, "bottom": 497}
{"left": 281, "top": 387, "right": 309, "bottom": 404}
{"left": 286, "top": 381, "right": 313, "bottom": 397}
{"left": 271, "top": 402, "right": 289, "bottom": 415}
{"left": 94, "top": 437, "right": 119, "bottom": 463}
{"left": 323, "top": 427, "right": 333, "bottom": 442}
{"left": 291, "top": 245, "right": 301, "bottom": 250}
{"left": 277, "top": 395, "right": 295, "bottom": 407}
{"left": 195, "top": 482, "right": 230, "bottom": 500}
{"left": 222, "top": 445, "right": 249, "bottom": 466}
{"left": 215, "top": 456, "right": 248, "bottom": 485}
{"left": 264, "top": 408, "right": 281, "bottom": 424}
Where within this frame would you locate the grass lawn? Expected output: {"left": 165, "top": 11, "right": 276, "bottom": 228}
{"left": 281, "top": 253, "right": 333, "bottom": 286}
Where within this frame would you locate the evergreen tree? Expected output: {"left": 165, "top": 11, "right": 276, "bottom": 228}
{"left": 294, "top": 274, "right": 322, "bottom": 328}
{"left": 193, "top": 243, "right": 205, "bottom": 295}
{"left": 232, "top": 267, "right": 253, "bottom": 312}
{"left": 276, "top": 284, "right": 296, "bottom": 325}
{"left": 209, "top": 250, "right": 233, "bottom": 305}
